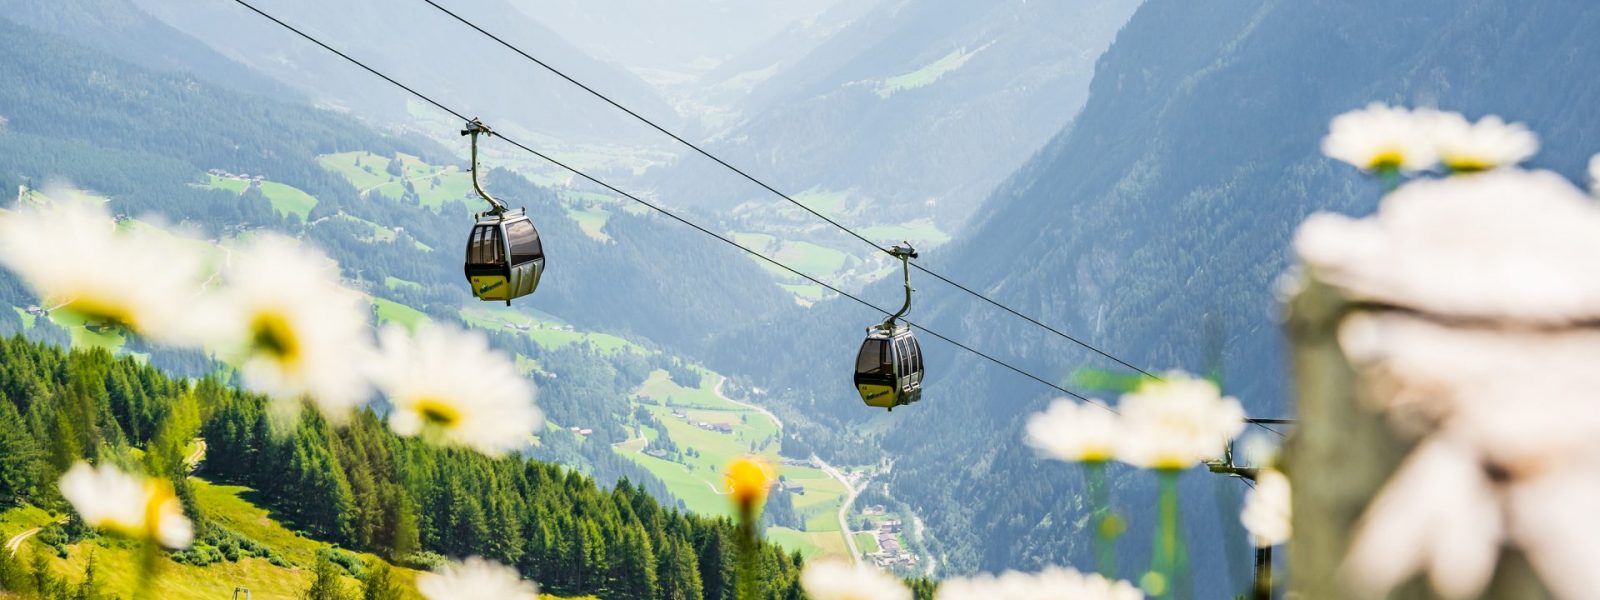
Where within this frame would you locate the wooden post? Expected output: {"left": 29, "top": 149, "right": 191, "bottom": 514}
{"left": 1283, "top": 276, "right": 1554, "bottom": 599}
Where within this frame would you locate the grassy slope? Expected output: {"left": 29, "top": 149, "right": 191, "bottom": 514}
{"left": 614, "top": 369, "right": 853, "bottom": 559}
{"left": 203, "top": 175, "right": 317, "bottom": 221}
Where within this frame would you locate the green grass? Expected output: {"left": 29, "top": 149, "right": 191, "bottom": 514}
{"left": 204, "top": 175, "right": 318, "bottom": 220}
{"left": 855, "top": 531, "right": 880, "bottom": 554}
{"left": 385, "top": 276, "right": 422, "bottom": 292}
{"left": 5, "top": 480, "right": 424, "bottom": 600}
{"left": 858, "top": 218, "right": 951, "bottom": 244}
{"left": 371, "top": 297, "right": 429, "bottom": 330}
{"left": 774, "top": 240, "right": 851, "bottom": 278}
{"left": 765, "top": 528, "right": 851, "bottom": 560}
{"left": 12, "top": 306, "right": 35, "bottom": 329}
{"left": 460, "top": 305, "right": 640, "bottom": 354}
{"left": 566, "top": 206, "right": 612, "bottom": 242}
{"left": 46, "top": 310, "right": 126, "bottom": 352}
{"left": 876, "top": 46, "right": 982, "bottom": 97}
{"left": 789, "top": 188, "right": 849, "bottom": 219}
{"left": 616, "top": 369, "right": 798, "bottom": 527}
{"left": 318, "top": 151, "right": 395, "bottom": 191}
{"left": 336, "top": 213, "right": 397, "bottom": 242}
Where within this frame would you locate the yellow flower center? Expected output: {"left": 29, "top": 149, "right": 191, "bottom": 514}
{"left": 144, "top": 481, "right": 177, "bottom": 540}
{"left": 1364, "top": 149, "right": 1406, "bottom": 171}
{"left": 249, "top": 310, "right": 300, "bottom": 365}
{"left": 1442, "top": 154, "right": 1493, "bottom": 174}
{"left": 414, "top": 397, "right": 463, "bottom": 428}
{"left": 724, "top": 457, "right": 772, "bottom": 513}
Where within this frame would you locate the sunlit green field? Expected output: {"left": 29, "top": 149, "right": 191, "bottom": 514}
{"left": 876, "top": 46, "right": 982, "bottom": 96}
{"left": 459, "top": 304, "right": 640, "bottom": 354}
{"left": 371, "top": 297, "right": 429, "bottom": 330}
{"left": 203, "top": 175, "right": 318, "bottom": 220}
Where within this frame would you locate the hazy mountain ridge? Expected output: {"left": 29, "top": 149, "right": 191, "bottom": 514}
{"left": 647, "top": 0, "right": 1143, "bottom": 232}
{"left": 130, "top": 0, "right": 681, "bottom": 145}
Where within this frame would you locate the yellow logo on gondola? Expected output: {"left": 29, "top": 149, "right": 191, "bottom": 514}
{"left": 471, "top": 276, "right": 509, "bottom": 300}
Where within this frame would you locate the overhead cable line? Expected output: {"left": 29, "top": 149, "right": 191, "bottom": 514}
{"left": 226, "top": 0, "right": 1100, "bottom": 407}
{"left": 415, "top": 0, "right": 1159, "bottom": 381}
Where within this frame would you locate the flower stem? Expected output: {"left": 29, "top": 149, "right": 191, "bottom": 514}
{"left": 1150, "top": 469, "right": 1181, "bottom": 600}
{"left": 737, "top": 505, "right": 759, "bottom": 600}
{"left": 1085, "top": 461, "right": 1117, "bottom": 578}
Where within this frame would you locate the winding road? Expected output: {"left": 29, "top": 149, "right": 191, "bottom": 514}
{"left": 814, "top": 457, "right": 863, "bottom": 564}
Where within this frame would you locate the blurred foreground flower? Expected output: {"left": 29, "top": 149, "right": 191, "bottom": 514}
{"left": 416, "top": 556, "right": 539, "bottom": 600}
{"left": 1240, "top": 469, "right": 1290, "bottom": 547}
{"left": 0, "top": 201, "right": 205, "bottom": 343}
{"left": 1322, "top": 103, "right": 1436, "bottom": 173}
{"left": 59, "top": 462, "right": 192, "bottom": 549}
{"left": 725, "top": 456, "right": 774, "bottom": 514}
{"left": 1589, "top": 154, "right": 1600, "bottom": 194}
{"left": 204, "top": 234, "right": 371, "bottom": 421}
{"left": 1418, "top": 109, "right": 1538, "bottom": 173}
{"left": 1115, "top": 373, "right": 1244, "bottom": 470}
{"left": 370, "top": 323, "right": 541, "bottom": 456}
{"left": 1335, "top": 313, "right": 1600, "bottom": 600}
{"left": 1025, "top": 398, "right": 1120, "bottom": 463}
{"left": 1296, "top": 169, "right": 1600, "bottom": 325}
{"left": 936, "top": 566, "right": 1142, "bottom": 600}
{"left": 800, "top": 559, "right": 911, "bottom": 600}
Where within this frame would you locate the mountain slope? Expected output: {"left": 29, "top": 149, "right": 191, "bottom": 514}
{"left": 130, "top": 0, "right": 679, "bottom": 145}
{"left": 648, "top": 0, "right": 1142, "bottom": 231}
{"left": 0, "top": 0, "right": 296, "bottom": 101}
{"left": 877, "top": 0, "right": 1600, "bottom": 589}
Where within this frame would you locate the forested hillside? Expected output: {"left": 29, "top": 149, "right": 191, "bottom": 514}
{"left": 0, "top": 335, "right": 812, "bottom": 599}
{"left": 0, "top": 3, "right": 832, "bottom": 569}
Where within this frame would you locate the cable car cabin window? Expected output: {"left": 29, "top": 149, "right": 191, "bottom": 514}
{"left": 504, "top": 220, "right": 543, "bottom": 265}
{"left": 855, "top": 338, "right": 892, "bottom": 377}
{"left": 909, "top": 337, "right": 923, "bottom": 374}
{"left": 895, "top": 338, "right": 911, "bottom": 378}
{"left": 467, "top": 225, "right": 504, "bottom": 266}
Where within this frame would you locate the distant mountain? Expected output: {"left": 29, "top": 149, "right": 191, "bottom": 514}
{"left": 512, "top": 0, "right": 845, "bottom": 89}
{"left": 129, "top": 0, "right": 680, "bottom": 145}
{"left": 0, "top": 0, "right": 296, "bottom": 100}
{"left": 646, "top": 0, "right": 1142, "bottom": 232}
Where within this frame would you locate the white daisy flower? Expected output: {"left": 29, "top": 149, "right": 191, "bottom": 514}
{"left": 800, "top": 559, "right": 911, "bottom": 600}
{"left": 1240, "top": 469, "right": 1290, "bottom": 547}
{"left": 936, "top": 566, "right": 1142, "bottom": 600}
{"left": 416, "top": 556, "right": 538, "bottom": 600}
{"left": 1025, "top": 398, "right": 1120, "bottom": 463}
{"left": 369, "top": 323, "right": 541, "bottom": 456}
{"left": 1417, "top": 109, "right": 1537, "bottom": 173}
{"left": 1114, "top": 373, "right": 1244, "bottom": 470}
{"left": 1295, "top": 169, "right": 1600, "bottom": 325}
{"left": 1343, "top": 436, "right": 1502, "bottom": 600}
{"left": 59, "top": 462, "right": 193, "bottom": 549}
{"left": 204, "top": 234, "right": 372, "bottom": 421}
{"left": 0, "top": 200, "right": 205, "bottom": 344}
{"left": 1322, "top": 103, "right": 1437, "bottom": 173}
{"left": 1335, "top": 314, "right": 1600, "bottom": 599}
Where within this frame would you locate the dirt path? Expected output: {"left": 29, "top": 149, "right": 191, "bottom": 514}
{"left": 184, "top": 438, "right": 207, "bottom": 472}
{"left": 6, "top": 519, "right": 64, "bottom": 557}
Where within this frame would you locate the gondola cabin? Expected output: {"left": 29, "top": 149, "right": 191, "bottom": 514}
{"left": 464, "top": 208, "right": 544, "bottom": 304}
{"left": 854, "top": 324, "right": 923, "bottom": 410}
